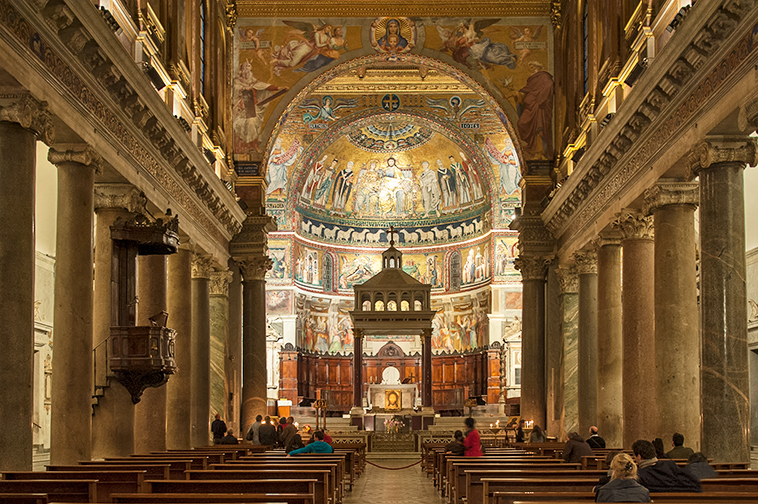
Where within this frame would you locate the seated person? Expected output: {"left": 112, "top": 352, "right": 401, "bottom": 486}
{"left": 529, "top": 424, "right": 547, "bottom": 443}
{"left": 686, "top": 452, "right": 717, "bottom": 480}
{"left": 632, "top": 439, "right": 701, "bottom": 492}
{"left": 219, "top": 428, "right": 239, "bottom": 445}
{"left": 562, "top": 431, "right": 594, "bottom": 463}
{"left": 445, "top": 430, "right": 465, "bottom": 456}
{"left": 285, "top": 432, "right": 306, "bottom": 453}
{"left": 289, "top": 430, "right": 334, "bottom": 455}
{"left": 652, "top": 437, "right": 668, "bottom": 459}
{"left": 597, "top": 451, "right": 620, "bottom": 486}
{"left": 515, "top": 420, "right": 525, "bottom": 443}
{"left": 666, "top": 432, "right": 695, "bottom": 460}
{"left": 586, "top": 426, "right": 606, "bottom": 449}
{"left": 595, "top": 453, "right": 651, "bottom": 503}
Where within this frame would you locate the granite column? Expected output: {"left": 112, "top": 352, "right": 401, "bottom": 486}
{"left": 614, "top": 210, "right": 656, "bottom": 447}
{"left": 0, "top": 95, "right": 54, "bottom": 470}
{"left": 644, "top": 181, "right": 700, "bottom": 451}
{"left": 191, "top": 254, "right": 214, "bottom": 446}
{"left": 574, "top": 250, "right": 598, "bottom": 435}
{"left": 689, "top": 138, "right": 754, "bottom": 462}
{"left": 556, "top": 266, "right": 578, "bottom": 438}
{"left": 226, "top": 264, "right": 243, "bottom": 434}
{"left": 595, "top": 231, "right": 624, "bottom": 449}
{"left": 210, "top": 270, "right": 233, "bottom": 430}
{"left": 48, "top": 146, "right": 101, "bottom": 464}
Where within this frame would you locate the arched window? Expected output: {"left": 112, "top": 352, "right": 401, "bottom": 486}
{"left": 387, "top": 300, "right": 397, "bottom": 311}
{"left": 375, "top": 300, "right": 385, "bottom": 311}
{"left": 200, "top": 1, "right": 207, "bottom": 96}
{"left": 582, "top": 1, "right": 589, "bottom": 96}
{"left": 401, "top": 300, "right": 410, "bottom": 311}
{"left": 362, "top": 300, "right": 371, "bottom": 311}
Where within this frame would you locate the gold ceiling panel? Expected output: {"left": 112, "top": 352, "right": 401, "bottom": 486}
{"left": 313, "top": 67, "right": 472, "bottom": 95}
{"left": 237, "top": 1, "right": 551, "bottom": 18}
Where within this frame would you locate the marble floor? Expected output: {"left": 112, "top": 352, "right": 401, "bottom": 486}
{"left": 344, "top": 452, "right": 446, "bottom": 504}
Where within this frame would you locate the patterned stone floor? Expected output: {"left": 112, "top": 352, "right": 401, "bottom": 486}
{"left": 344, "top": 452, "right": 446, "bottom": 504}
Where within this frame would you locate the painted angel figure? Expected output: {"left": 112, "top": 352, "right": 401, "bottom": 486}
{"left": 510, "top": 26, "right": 544, "bottom": 64}
{"left": 425, "top": 96, "right": 485, "bottom": 121}
{"left": 300, "top": 95, "right": 358, "bottom": 124}
{"left": 274, "top": 20, "right": 346, "bottom": 74}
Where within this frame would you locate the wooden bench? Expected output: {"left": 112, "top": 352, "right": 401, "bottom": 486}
{"left": 238, "top": 453, "right": 355, "bottom": 490}
{"left": 508, "top": 495, "right": 758, "bottom": 504}
{"left": 80, "top": 459, "right": 191, "bottom": 479}
{"left": 442, "top": 457, "right": 568, "bottom": 498}
{"left": 143, "top": 478, "right": 318, "bottom": 500}
{"left": 0, "top": 494, "right": 48, "bottom": 504}
{"left": 464, "top": 471, "right": 605, "bottom": 504}
{"left": 112, "top": 493, "right": 312, "bottom": 504}
{"left": 48, "top": 464, "right": 171, "bottom": 480}
{"left": 2, "top": 470, "right": 145, "bottom": 502}
{"left": 185, "top": 469, "right": 332, "bottom": 504}
{"left": 0, "top": 480, "right": 97, "bottom": 503}
{"left": 210, "top": 462, "right": 341, "bottom": 502}
{"left": 123, "top": 454, "right": 212, "bottom": 469}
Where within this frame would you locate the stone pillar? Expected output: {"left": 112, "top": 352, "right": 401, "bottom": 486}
{"left": 595, "top": 230, "right": 623, "bottom": 449}
{"left": 421, "top": 328, "right": 433, "bottom": 407}
{"left": 92, "top": 185, "right": 146, "bottom": 458}
{"left": 48, "top": 146, "right": 101, "bottom": 464}
{"left": 689, "top": 138, "right": 755, "bottom": 462}
{"left": 644, "top": 180, "right": 700, "bottom": 451}
{"left": 238, "top": 256, "right": 271, "bottom": 429}
{"left": 613, "top": 210, "right": 656, "bottom": 447}
{"left": 191, "top": 254, "right": 214, "bottom": 447}
{"left": 226, "top": 263, "right": 242, "bottom": 433}
{"left": 133, "top": 255, "right": 168, "bottom": 453}
{"left": 0, "top": 94, "right": 54, "bottom": 471}
{"left": 556, "top": 266, "right": 578, "bottom": 438}
{"left": 166, "top": 246, "right": 192, "bottom": 449}
{"left": 574, "top": 250, "right": 598, "bottom": 435}
{"left": 353, "top": 328, "right": 364, "bottom": 409}
{"left": 514, "top": 255, "right": 552, "bottom": 429}
{"left": 210, "top": 270, "right": 233, "bottom": 430}
{"left": 545, "top": 264, "right": 564, "bottom": 438}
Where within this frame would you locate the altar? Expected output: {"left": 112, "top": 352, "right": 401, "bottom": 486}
{"left": 368, "top": 383, "right": 418, "bottom": 411}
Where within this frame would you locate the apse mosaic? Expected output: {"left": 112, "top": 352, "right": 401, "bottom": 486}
{"left": 293, "top": 242, "right": 323, "bottom": 287}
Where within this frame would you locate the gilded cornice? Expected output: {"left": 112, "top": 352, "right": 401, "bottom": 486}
{"left": 315, "top": 68, "right": 471, "bottom": 95}
{"left": 237, "top": 0, "right": 551, "bottom": 17}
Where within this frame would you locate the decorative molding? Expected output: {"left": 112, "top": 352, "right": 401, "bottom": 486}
{"left": 555, "top": 265, "right": 578, "bottom": 294}
{"left": 612, "top": 209, "right": 653, "bottom": 241}
{"left": 687, "top": 136, "right": 758, "bottom": 178}
{"left": 0, "top": 93, "right": 55, "bottom": 144}
{"left": 550, "top": 1, "right": 562, "bottom": 30}
{"left": 513, "top": 255, "right": 553, "bottom": 281}
{"left": 225, "top": 1, "right": 238, "bottom": 30}
{"left": 643, "top": 180, "right": 699, "bottom": 215}
{"left": 191, "top": 254, "right": 215, "bottom": 279}
{"left": 237, "top": 256, "right": 273, "bottom": 281}
{"left": 209, "top": 270, "right": 234, "bottom": 296}
{"left": 573, "top": 250, "right": 597, "bottom": 275}
{"left": 47, "top": 145, "right": 103, "bottom": 174}
{"left": 94, "top": 183, "right": 148, "bottom": 213}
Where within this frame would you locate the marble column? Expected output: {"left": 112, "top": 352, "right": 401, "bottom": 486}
{"left": 689, "top": 138, "right": 755, "bottom": 462}
{"left": 644, "top": 181, "right": 700, "bottom": 451}
{"left": 191, "top": 254, "right": 214, "bottom": 447}
{"left": 133, "top": 255, "right": 168, "bottom": 453}
{"left": 556, "top": 266, "right": 579, "bottom": 438}
{"left": 48, "top": 146, "right": 101, "bottom": 464}
{"left": 166, "top": 246, "right": 192, "bottom": 449}
{"left": 0, "top": 95, "right": 54, "bottom": 471}
{"left": 353, "top": 328, "right": 364, "bottom": 409}
{"left": 226, "top": 264, "right": 242, "bottom": 434}
{"left": 92, "top": 185, "right": 146, "bottom": 458}
{"left": 613, "top": 210, "right": 656, "bottom": 447}
{"left": 210, "top": 270, "right": 233, "bottom": 430}
{"left": 238, "top": 256, "right": 272, "bottom": 430}
{"left": 545, "top": 264, "right": 564, "bottom": 438}
{"left": 421, "top": 328, "right": 433, "bottom": 407}
{"left": 595, "top": 230, "right": 623, "bottom": 449}
{"left": 574, "top": 250, "right": 598, "bottom": 435}
{"left": 514, "top": 255, "right": 552, "bottom": 429}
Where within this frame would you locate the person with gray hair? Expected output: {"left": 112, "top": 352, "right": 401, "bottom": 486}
{"left": 587, "top": 425, "right": 606, "bottom": 449}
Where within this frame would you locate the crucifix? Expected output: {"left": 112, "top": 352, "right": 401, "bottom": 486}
{"left": 386, "top": 225, "right": 396, "bottom": 245}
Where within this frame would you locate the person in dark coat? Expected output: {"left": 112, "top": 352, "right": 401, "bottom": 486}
{"left": 586, "top": 426, "right": 606, "bottom": 449}
{"left": 686, "top": 452, "right": 717, "bottom": 480}
{"left": 632, "top": 439, "right": 701, "bottom": 492}
{"left": 285, "top": 432, "right": 306, "bottom": 453}
{"left": 562, "top": 431, "right": 594, "bottom": 463}
{"left": 211, "top": 413, "right": 227, "bottom": 444}
{"left": 666, "top": 432, "right": 695, "bottom": 460}
{"left": 280, "top": 416, "right": 298, "bottom": 449}
{"left": 219, "top": 429, "right": 239, "bottom": 445}
{"left": 652, "top": 438, "right": 668, "bottom": 459}
{"left": 445, "top": 430, "right": 465, "bottom": 456}
{"left": 515, "top": 419, "right": 525, "bottom": 443}
{"left": 595, "top": 453, "right": 651, "bottom": 502}
{"left": 259, "top": 415, "right": 278, "bottom": 446}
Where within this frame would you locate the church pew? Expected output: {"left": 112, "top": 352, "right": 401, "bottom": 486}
{"left": 2, "top": 470, "right": 146, "bottom": 502}
{"left": 209, "top": 462, "right": 341, "bottom": 502}
{"left": 126, "top": 454, "right": 215, "bottom": 468}
{"left": 422, "top": 442, "right": 449, "bottom": 476}
{"left": 237, "top": 452, "right": 354, "bottom": 489}
{"left": 462, "top": 470, "right": 606, "bottom": 504}
{"left": 511, "top": 443, "right": 566, "bottom": 458}
{"left": 80, "top": 459, "right": 192, "bottom": 479}
{"left": 441, "top": 457, "right": 568, "bottom": 498}
{"left": 142, "top": 478, "right": 318, "bottom": 500}
{"left": 185, "top": 469, "right": 332, "bottom": 504}
{"left": 507, "top": 495, "right": 758, "bottom": 504}
{"left": 440, "top": 454, "right": 552, "bottom": 490}
{"left": 0, "top": 494, "right": 48, "bottom": 504}
{"left": 47, "top": 464, "right": 172, "bottom": 480}
{"left": 112, "top": 493, "right": 312, "bottom": 504}
{"left": 0, "top": 480, "right": 97, "bottom": 503}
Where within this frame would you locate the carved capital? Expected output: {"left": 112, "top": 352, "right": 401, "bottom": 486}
{"left": 48, "top": 145, "right": 103, "bottom": 174}
{"left": 687, "top": 137, "right": 758, "bottom": 177}
{"left": 511, "top": 208, "right": 554, "bottom": 255}
{"left": 595, "top": 229, "right": 623, "bottom": 248}
{"left": 573, "top": 250, "right": 597, "bottom": 275}
{"left": 555, "top": 266, "right": 578, "bottom": 295}
{"left": 237, "top": 256, "right": 272, "bottom": 281}
{"left": 209, "top": 270, "right": 233, "bottom": 296}
{"left": 191, "top": 254, "right": 215, "bottom": 279}
{"left": 0, "top": 94, "right": 55, "bottom": 144}
{"left": 643, "top": 180, "right": 699, "bottom": 215}
{"left": 514, "top": 255, "right": 552, "bottom": 281}
{"left": 230, "top": 213, "right": 277, "bottom": 258}
{"left": 613, "top": 210, "right": 654, "bottom": 241}
{"left": 94, "top": 184, "right": 147, "bottom": 213}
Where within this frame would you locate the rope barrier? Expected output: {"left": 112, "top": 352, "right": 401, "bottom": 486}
{"left": 365, "top": 458, "right": 424, "bottom": 470}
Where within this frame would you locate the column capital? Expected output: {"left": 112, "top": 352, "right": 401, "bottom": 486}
{"left": 209, "top": 270, "right": 233, "bottom": 296}
{"left": 0, "top": 93, "right": 55, "bottom": 144}
{"left": 48, "top": 145, "right": 103, "bottom": 174}
{"left": 643, "top": 180, "right": 699, "bottom": 215}
{"left": 511, "top": 207, "right": 555, "bottom": 255}
{"left": 555, "top": 266, "right": 578, "bottom": 295}
{"left": 230, "top": 213, "right": 277, "bottom": 259}
{"left": 236, "top": 255, "right": 272, "bottom": 281}
{"left": 687, "top": 136, "right": 758, "bottom": 177}
{"left": 573, "top": 250, "right": 597, "bottom": 275}
{"left": 421, "top": 327, "right": 432, "bottom": 339}
{"left": 191, "top": 254, "right": 215, "bottom": 279}
{"left": 514, "top": 255, "right": 553, "bottom": 281}
{"left": 354, "top": 327, "right": 364, "bottom": 339}
{"left": 94, "top": 184, "right": 147, "bottom": 214}
{"left": 613, "top": 209, "right": 653, "bottom": 241}
{"left": 594, "top": 229, "right": 624, "bottom": 248}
